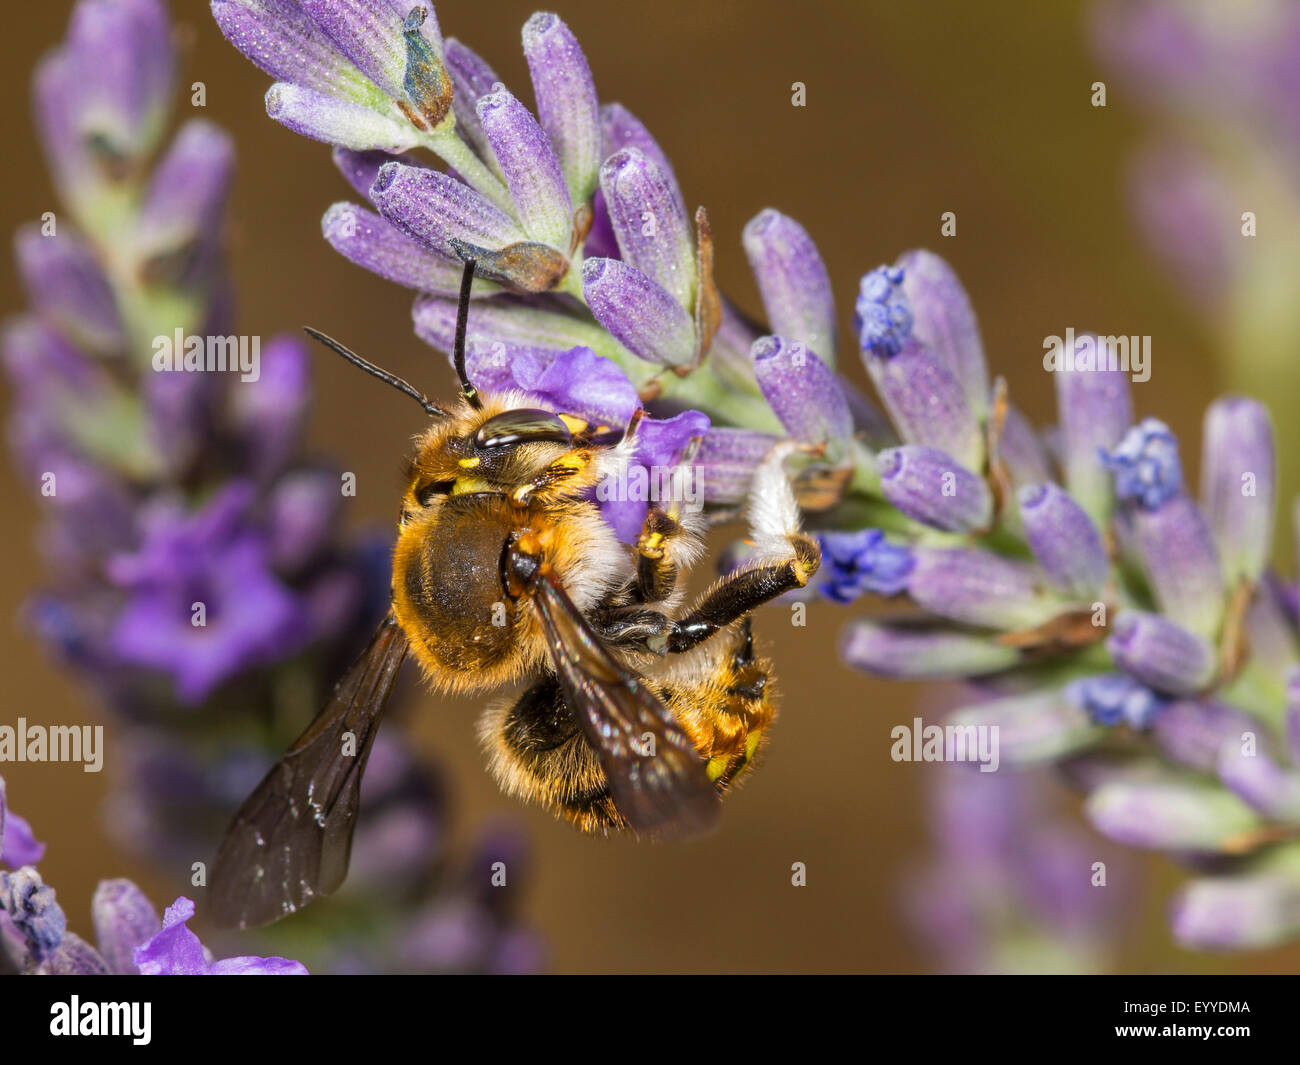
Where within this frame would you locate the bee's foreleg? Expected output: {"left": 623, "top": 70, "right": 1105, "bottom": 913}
{"left": 656, "top": 536, "right": 820, "bottom": 653}
{"left": 656, "top": 441, "right": 820, "bottom": 655}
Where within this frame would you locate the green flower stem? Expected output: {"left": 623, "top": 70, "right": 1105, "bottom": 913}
{"left": 423, "top": 126, "right": 512, "bottom": 213}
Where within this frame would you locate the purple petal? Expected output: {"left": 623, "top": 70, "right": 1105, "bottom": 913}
{"left": 266, "top": 467, "right": 344, "bottom": 576}
{"left": 136, "top": 119, "right": 235, "bottom": 258}
{"left": 600, "top": 104, "right": 681, "bottom": 203}
{"left": 582, "top": 257, "right": 695, "bottom": 366}
{"left": 1153, "top": 698, "right": 1257, "bottom": 773}
{"left": 751, "top": 335, "right": 851, "bottom": 450}
{"left": 413, "top": 293, "right": 629, "bottom": 364}
{"left": 443, "top": 37, "right": 502, "bottom": 166}
{"left": 1053, "top": 348, "right": 1133, "bottom": 523}
{"left": 877, "top": 445, "right": 993, "bottom": 533}
{"left": 265, "top": 81, "right": 417, "bottom": 152}
{"left": 599, "top": 148, "right": 695, "bottom": 311}
{"left": 227, "top": 336, "right": 310, "bottom": 479}
{"left": 1108, "top": 610, "right": 1217, "bottom": 696}
{"left": 1217, "top": 745, "right": 1300, "bottom": 821}
{"left": 1201, "top": 396, "right": 1275, "bottom": 582}
{"left": 298, "top": 0, "right": 409, "bottom": 98}
{"left": 1018, "top": 482, "right": 1110, "bottom": 597}
{"left": 66, "top": 0, "right": 174, "bottom": 161}
{"left": 996, "top": 400, "right": 1053, "bottom": 487}
{"left": 92, "top": 879, "right": 161, "bottom": 975}
{"left": 210, "top": 0, "right": 379, "bottom": 103}
{"left": 841, "top": 619, "right": 1017, "bottom": 677}
{"left": 478, "top": 88, "right": 573, "bottom": 248}
{"left": 909, "top": 547, "right": 1065, "bottom": 630}
{"left": 1128, "top": 143, "right": 1238, "bottom": 305}
{"left": 863, "top": 338, "right": 984, "bottom": 470}
{"left": 1171, "top": 864, "right": 1300, "bottom": 951}
{"left": 40, "top": 931, "right": 111, "bottom": 975}
{"left": 0, "top": 777, "right": 46, "bottom": 869}
{"left": 370, "top": 161, "right": 525, "bottom": 255}
{"left": 331, "top": 146, "right": 426, "bottom": 199}
{"left": 1130, "top": 497, "right": 1226, "bottom": 640}
{"left": 323, "top": 201, "right": 472, "bottom": 295}
{"left": 743, "top": 209, "right": 836, "bottom": 364}
{"left": 523, "top": 13, "right": 601, "bottom": 203}
{"left": 697, "top": 427, "right": 780, "bottom": 504}
{"left": 0, "top": 812, "right": 46, "bottom": 869}
{"left": 15, "top": 227, "right": 123, "bottom": 354}
{"left": 896, "top": 249, "right": 988, "bottom": 416}
{"left": 1085, "top": 774, "right": 1261, "bottom": 852}
{"left": 948, "top": 690, "right": 1100, "bottom": 765}
{"left": 508, "top": 347, "right": 640, "bottom": 428}
{"left": 133, "top": 897, "right": 209, "bottom": 974}
{"left": 33, "top": 50, "right": 95, "bottom": 203}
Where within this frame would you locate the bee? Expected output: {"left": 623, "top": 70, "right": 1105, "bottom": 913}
{"left": 209, "top": 261, "right": 820, "bottom": 929}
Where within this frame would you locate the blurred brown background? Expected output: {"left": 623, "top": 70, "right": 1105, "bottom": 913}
{"left": 2, "top": 0, "right": 1296, "bottom": 973}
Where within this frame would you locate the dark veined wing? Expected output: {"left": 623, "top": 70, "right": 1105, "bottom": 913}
{"left": 209, "top": 613, "right": 409, "bottom": 929}
{"left": 532, "top": 573, "right": 720, "bottom": 838}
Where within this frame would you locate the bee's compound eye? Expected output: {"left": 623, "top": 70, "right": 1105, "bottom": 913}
{"left": 474, "top": 408, "right": 572, "bottom": 449}
{"left": 415, "top": 480, "right": 455, "bottom": 506}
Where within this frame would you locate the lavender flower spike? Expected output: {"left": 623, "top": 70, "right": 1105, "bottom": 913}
{"left": 1018, "top": 482, "right": 1110, "bottom": 598}
{"left": 751, "top": 336, "right": 851, "bottom": 454}
{"left": 1201, "top": 396, "right": 1276, "bottom": 583}
{"left": 743, "top": 209, "right": 837, "bottom": 365}
{"left": 523, "top": 13, "right": 601, "bottom": 205}
{"left": 1107, "top": 610, "right": 1217, "bottom": 696}
{"left": 877, "top": 446, "right": 993, "bottom": 533}
{"left": 896, "top": 249, "right": 989, "bottom": 417}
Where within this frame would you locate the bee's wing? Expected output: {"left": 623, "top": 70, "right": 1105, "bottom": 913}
{"left": 532, "top": 573, "right": 721, "bottom": 838}
{"left": 209, "top": 613, "right": 409, "bottom": 929}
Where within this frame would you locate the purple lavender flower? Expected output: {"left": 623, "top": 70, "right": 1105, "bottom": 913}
{"left": 0, "top": 776, "right": 46, "bottom": 869}
{"left": 906, "top": 765, "right": 1128, "bottom": 973}
{"left": 200, "top": 0, "right": 1300, "bottom": 957}
{"left": 817, "top": 529, "right": 913, "bottom": 603}
{"left": 135, "top": 897, "right": 308, "bottom": 975}
{"left": 7, "top": 0, "right": 541, "bottom": 977}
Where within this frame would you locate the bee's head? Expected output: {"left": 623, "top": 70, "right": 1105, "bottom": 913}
{"left": 402, "top": 395, "right": 600, "bottom": 515}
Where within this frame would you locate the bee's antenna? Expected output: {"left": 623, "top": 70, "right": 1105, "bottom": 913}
{"left": 302, "top": 327, "right": 448, "bottom": 419}
{"left": 453, "top": 257, "right": 482, "bottom": 410}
